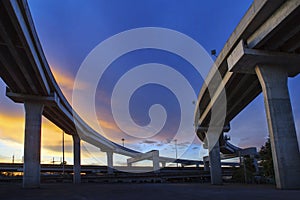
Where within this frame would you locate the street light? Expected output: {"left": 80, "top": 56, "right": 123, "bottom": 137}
{"left": 122, "top": 138, "right": 125, "bottom": 147}
{"left": 239, "top": 151, "right": 247, "bottom": 183}
{"left": 211, "top": 49, "right": 217, "bottom": 58}
{"left": 62, "top": 131, "right": 65, "bottom": 176}
{"left": 174, "top": 139, "right": 178, "bottom": 167}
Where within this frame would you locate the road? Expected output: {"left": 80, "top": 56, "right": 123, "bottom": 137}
{"left": 0, "top": 183, "right": 299, "bottom": 200}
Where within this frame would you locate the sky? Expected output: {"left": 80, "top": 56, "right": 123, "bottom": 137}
{"left": 0, "top": 0, "right": 299, "bottom": 166}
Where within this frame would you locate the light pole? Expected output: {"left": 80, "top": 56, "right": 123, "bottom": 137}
{"left": 243, "top": 156, "right": 247, "bottom": 183}
{"left": 62, "top": 131, "right": 65, "bottom": 176}
{"left": 211, "top": 49, "right": 217, "bottom": 58}
{"left": 239, "top": 151, "right": 247, "bottom": 183}
{"left": 122, "top": 138, "right": 125, "bottom": 147}
{"left": 174, "top": 139, "right": 178, "bottom": 167}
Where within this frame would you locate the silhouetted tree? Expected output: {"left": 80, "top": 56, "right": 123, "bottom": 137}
{"left": 259, "top": 138, "right": 274, "bottom": 178}
{"left": 244, "top": 156, "right": 256, "bottom": 173}
{"left": 232, "top": 156, "right": 256, "bottom": 183}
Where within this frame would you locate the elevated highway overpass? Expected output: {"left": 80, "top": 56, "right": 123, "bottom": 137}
{"left": 1, "top": 0, "right": 299, "bottom": 190}
{"left": 0, "top": 0, "right": 215, "bottom": 188}
{"left": 0, "top": 0, "right": 141, "bottom": 186}
{"left": 194, "top": 0, "right": 300, "bottom": 189}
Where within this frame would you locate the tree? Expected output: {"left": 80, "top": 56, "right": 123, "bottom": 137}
{"left": 259, "top": 138, "right": 274, "bottom": 178}
{"left": 232, "top": 156, "right": 257, "bottom": 183}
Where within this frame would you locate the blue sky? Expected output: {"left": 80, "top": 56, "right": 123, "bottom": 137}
{"left": 0, "top": 0, "right": 299, "bottom": 165}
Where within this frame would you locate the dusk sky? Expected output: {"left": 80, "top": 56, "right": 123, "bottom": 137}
{"left": 0, "top": 0, "right": 299, "bottom": 166}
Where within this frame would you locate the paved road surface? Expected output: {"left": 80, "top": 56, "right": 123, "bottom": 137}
{"left": 0, "top": 183, "right": 299, "bottom": 200}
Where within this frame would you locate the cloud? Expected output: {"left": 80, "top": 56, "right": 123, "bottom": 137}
{"left": 50, "top": 66, "right": 88, "bottom": 102}
{"left": 0, "top": 154, "right": 10, "bottom": 161}
{"left": 177, "top": 141, "right": 191, "bottom": 148}
{"left": 142, "top": 140, "right": 157, "bottom": 144}
{"left": 228, "top": 94, "right": 268, "bottom": 150}
{"left": 0, "top": 112, "right": 25, "bottom": 144}
{"left": 115, "top": 160, "right": 127, "bottom": 165}
{"left": 43, "top": 143, "right": 73, "bottom": 154}
{"left": 51, "top": 68, "right": 76, "bottom": 91}
{"left": 0, "top": 108, "right": 104, "bottom": 163}
{"left": 156, "top": 143, "right": 164, "bottom": 147}
{"left": 96, "top": 90, "right": 112, "bottom": 107}
{"left": 98, "top": 119, "right": 120, "bottom": 132}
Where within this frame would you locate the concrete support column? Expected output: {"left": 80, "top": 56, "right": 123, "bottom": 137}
{"left": 207, "top": 132, "right": 222, "bottom": 185}
{"left": 256, "top": 65, "right": 300, "bottom": 189}
{"left": 23, "top": 102, "right": 44, "bottom": 188}
{"left": 153, "top": 150, "right": 160, "bottom": 172}
{"left": 161, "top": 162, "right": 166, "bottom": 168}
{"left": 73, "top": 135, "right": 81, "bottom": 184}
{"left": 203, "top": 156, "right": 210, "bottom": 171}
{"left": 204, "top": 162, "right": 209, "bottom": 171}
{"left": 106, "top": 151, "right": 114, "bottom": 174}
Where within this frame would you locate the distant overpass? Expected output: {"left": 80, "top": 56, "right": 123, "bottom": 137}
{"left": 194, "top": 0, "right": 300, "bottom": 189}
{"left": 0, "top": 162, "right": 239, "bottom": 174}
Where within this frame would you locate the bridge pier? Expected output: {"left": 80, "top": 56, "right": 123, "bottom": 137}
{"left": 203, "top": 156, "right": 210, "bottom": 171}
{"left": 152, "top": 150, "right": 160, "bottom": 172}
{"left": 73, "top": 135, "right": 81, "bottom": 184}
{"left": 256, "top": 65, "right": 300, "bottom": 189}
{"left": 23, "top": 102, "right": 44, "bottom": 188}
{"left": 207, "top": 133, "right": 222, "bottom": 185}
{"left": 106, "top": 151, "right": 114, "bottom": 174}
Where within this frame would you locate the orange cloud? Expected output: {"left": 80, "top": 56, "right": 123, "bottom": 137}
{"left": 98, "top": 119, "right": 120, "bottom": 132}
{"left": 50, "top": 67, "right": 74, "bottom": 102}
{"left": 0, "top": 113, "right": 25, "bottom": 144}
{"left": 96, "top": 90, "right": 112, "bottom": 107}
{"left": 0, "top": 108, "right": 106, "bottom": 164}
{"left": 50, "top": 66, "right": 88, "bottom": 102}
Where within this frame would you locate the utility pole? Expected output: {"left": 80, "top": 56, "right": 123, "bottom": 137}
{"left": 243, "top": 156, "right": 247, "bottom": 183}
{"left": 239, "top": 152, "right": 247, "bottom": 183}
{"left": 122, "top": 138, "right": 125, "bottom": 147}
{"left": 12, "top": 154, "right": 14, "bottom": 164}
{"left": 62, "top": 131, "right": 65, "bottom": 176}
{"left": 174, "top": 139, "right": 178, "bottom": 167}
{"left": 211, "top": 49, "right": 217, "bottom": 58}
